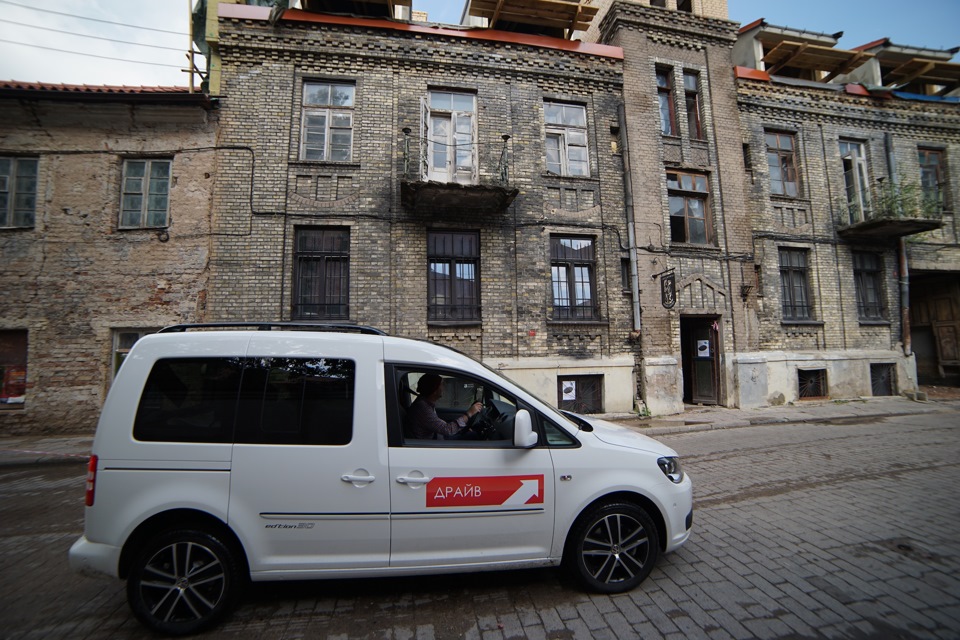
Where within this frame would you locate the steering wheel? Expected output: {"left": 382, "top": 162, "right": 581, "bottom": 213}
{"left": 464, "top": 399, "right": 500, "bottom": 440}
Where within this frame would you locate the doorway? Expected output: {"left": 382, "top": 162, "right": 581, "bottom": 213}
{"left": 680, "top": 316, "right": 719, "bottom": 405}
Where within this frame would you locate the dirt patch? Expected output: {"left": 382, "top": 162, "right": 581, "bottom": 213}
{"left": 920, "top": 384, "right": 960, "bottom": 400}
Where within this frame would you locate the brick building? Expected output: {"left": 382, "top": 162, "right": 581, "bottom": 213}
{"left": 199, "top": 0, "right": 639, "bottom": 412}
{"left": 0, "top": 83, "right": 217, "bottom": 434}
{"left": 733, "top": 20, "right": 960, "bottom": 401}
{"left": 584, "top": 0, "right": 758, "bottom": 414}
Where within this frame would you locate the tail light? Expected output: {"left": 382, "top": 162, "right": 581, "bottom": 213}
{"left": 85, "top": 455, "right": 98, "bottom": 507}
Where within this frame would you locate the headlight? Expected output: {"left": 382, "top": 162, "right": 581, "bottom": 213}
{"left": 657, "top": 456, "right": 684, "bottom": 484}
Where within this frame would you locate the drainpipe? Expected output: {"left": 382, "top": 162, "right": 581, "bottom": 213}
{"left": 617, "top": 103, "right": 642, "bottom": 333}
{"left": 885, "top": 132, "right": 912, "bottom": 356}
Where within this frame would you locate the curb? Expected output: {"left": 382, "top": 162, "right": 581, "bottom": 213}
{"left": 0, "top": 448, "right": 89, "bottom": 468}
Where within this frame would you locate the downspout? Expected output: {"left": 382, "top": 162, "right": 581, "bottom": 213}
{"left": 617, "top": 103, "right": 642, "bottom": 333}
{"left": 885, "top": 132, "right": 912, "bottom": 356}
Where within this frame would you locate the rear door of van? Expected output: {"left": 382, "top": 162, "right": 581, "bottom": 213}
{"left": 228, "top": 334, "right": 390, "bottom": 576}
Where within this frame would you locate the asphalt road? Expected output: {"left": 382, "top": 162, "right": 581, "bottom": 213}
{"left": 2, "top": 410, "right": 959, "bottom": 639}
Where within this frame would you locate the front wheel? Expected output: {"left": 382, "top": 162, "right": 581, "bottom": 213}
{"left": 127, "top": 528, "right": 242, "bottom": 636}
{"left": 565, "top": 502, "right": 660, "bottom": 593}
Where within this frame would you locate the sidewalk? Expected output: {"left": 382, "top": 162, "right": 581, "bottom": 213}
{"left": 615, "top": 395, "right": 960, "bottom": 436}
{"left": 1, "top": 395, "right": 958, "bottom": 467}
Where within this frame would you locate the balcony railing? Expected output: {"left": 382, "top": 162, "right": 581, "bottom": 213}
{"left": 837, "top": 179, "right": 944, "bottom": 241}
{"left": 400, "top": 128, "right": 518, "bottom": 211}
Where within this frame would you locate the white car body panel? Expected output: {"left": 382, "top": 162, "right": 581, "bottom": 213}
{"left": 70, "top": 328, "right": 693, "bottom": 588}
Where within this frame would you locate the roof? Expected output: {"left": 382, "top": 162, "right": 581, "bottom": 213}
{"left": 760, "top": 40, "right": 873, "bottom": 81}
{"left": 218, "top": 3, "right": 622, "bottom": 60}
{"left": 463, "top": 0, "right": 599, "bottom": 39}
{"left": 0, "top": 81, "right": 213, "bottom": 105}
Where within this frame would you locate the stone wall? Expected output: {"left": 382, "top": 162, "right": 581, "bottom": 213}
{"left": 0, "top": 97, "right": 217, "bottom": 435}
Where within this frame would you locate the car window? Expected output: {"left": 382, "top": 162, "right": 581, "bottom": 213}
{"left": 396, "top": 368, "right": 519, "bottom": 447}
{"left": 542, "top": 417, "right": 578, "bottom": 446}
{"left": 133, "top": 357, "right": 244, "bottom": 443}
{"left": 235, "top": 357, "right": 355, "bottom": 446}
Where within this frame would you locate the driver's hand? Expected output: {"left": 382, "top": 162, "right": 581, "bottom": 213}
{"left": 467, "top": 402, "right": 483, "bottom": 417}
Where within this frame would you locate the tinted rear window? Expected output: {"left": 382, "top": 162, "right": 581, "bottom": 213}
{"left": 235, "top": 357, "right": 355, "bottom": 445}
{"left": 133, "top": 358, "right": 244, "bottom": 443}
{"left": 133, "top": 356, "right": 356, "bottom": 445}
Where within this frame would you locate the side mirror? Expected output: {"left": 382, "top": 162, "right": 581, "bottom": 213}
{"left": 513, "top": 409, "right": 538, "bottom": 449}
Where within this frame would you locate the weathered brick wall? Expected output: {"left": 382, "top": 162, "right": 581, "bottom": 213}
{"left": 208, "top": 13, "right": 636, "bottom": 406}
{"left": 0, "top": 99, "right": 217, "bottom": 435}
{"left": 596, "top": 3, "right": 755, "bottom": 410}
{"left": 738, "top": 80, "right": 960, "bottom": 356}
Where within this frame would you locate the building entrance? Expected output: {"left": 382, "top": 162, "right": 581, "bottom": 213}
{"left": 680, "top": 316, "right": 719, "bottom": 405}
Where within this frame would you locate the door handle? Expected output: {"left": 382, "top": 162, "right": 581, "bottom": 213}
{"left": 341, "top": 474, "right": 376, "bottom": 484}
{"left": 396, "top": 475, "right": 433, "bottom": 485}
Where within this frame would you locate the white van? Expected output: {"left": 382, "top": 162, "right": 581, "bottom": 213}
{"left": 70, "top": 323, "right": 692, "bottom": 636}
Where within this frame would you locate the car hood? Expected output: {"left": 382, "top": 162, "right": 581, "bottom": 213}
{"left": 579, "top": 416, "right": 678, "bottom": 456}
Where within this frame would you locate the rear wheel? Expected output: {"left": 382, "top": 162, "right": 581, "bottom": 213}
{"left": 127, "top": 528, "right": 242, "bottom": 636}
{"left": 565, "top": 501, "right": 660, "bottom": 593}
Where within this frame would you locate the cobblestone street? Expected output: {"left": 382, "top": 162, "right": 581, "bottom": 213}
{"left": 2, "top": 406, "right": 959, "bottom": 639}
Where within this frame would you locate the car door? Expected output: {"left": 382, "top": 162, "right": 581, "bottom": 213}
{"left": 228, "top": 335, "right": 390, "bottom": 575}
{"left": 387, "top": 367, "right": 556, "bottom": 568}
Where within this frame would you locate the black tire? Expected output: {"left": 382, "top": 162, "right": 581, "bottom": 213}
{"left": 127, "top": 528, "right": 242, "bottom": 636}
{"left": 565, "top": 501, "right": 660, "bottom": 593}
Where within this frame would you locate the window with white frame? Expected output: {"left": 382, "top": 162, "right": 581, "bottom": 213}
{"left": 0, "top": 156, "right": 38, "bottom": 228}
{"left": 120, "top": 159, "right": 171, "bottom": 228}
{"left": 113, "top": 329, "right": 158, "bottom": 377}
{"left": 425, "top": 90, "right": 476, "bottom": 184}
{"left": 301, "top": 81, "right": 355, "bottom": 162}
{"left": 840, "top": 140, "right": 871, "bottom": 223}
{"left": 544, "top": 102, "right": 589, "bottom": 177}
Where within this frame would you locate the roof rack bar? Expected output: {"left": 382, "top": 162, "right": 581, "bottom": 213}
{"left": 158, "top": 322, "right": 387, "bottom": 335}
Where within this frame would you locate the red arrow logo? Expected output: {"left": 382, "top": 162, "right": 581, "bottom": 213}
{"left": 426, "top": 475, "right": 544, "bottom": 508}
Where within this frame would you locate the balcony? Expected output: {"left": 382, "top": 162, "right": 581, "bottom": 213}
{"left": 400, "top": 129, "right": 519, "bottom": 212}
{"left": 836, "top": 180, "right": 943, "bottom": 241}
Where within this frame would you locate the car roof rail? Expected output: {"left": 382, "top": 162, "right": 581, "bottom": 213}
{"left": 158, "top": 322, "right": 387, "bottom": 335}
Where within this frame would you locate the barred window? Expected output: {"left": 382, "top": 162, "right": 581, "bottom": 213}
{"left": 293, "top": 228, "right": 350, "bottom": 320}
{"left": 779, "top": 248, "right": 812, "bottom": 321}
{"left": 428, "top": 231, "right": 480, "bottom": 322}
{"left": 551, "top": 236, "right": 598, "bottom": 321}
{"left": 853, "top": 252, "right": 885, "bottom": 321}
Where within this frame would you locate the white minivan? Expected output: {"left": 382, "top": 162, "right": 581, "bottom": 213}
{"left": 70, "top": 323, "right": 693, "bottom": 635}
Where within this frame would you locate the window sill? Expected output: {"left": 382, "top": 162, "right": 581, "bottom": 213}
{"left": 547, "top": 319, "right": 608, "bottom": 327}
{"left": 427, "top": 321, "right": 482, "bottom": 328}
{"left": 769, "top": 194, "right": 810, "bottom": 203}
{"left": 0, "top": 226, "right": 35, "bottom": 231}
{"left": 117, "top": 226, "right": 169, "bottom": 232}
{"left": 542, "top": 172, "right": 598, "bottom": 183}
{"left": 289, "top": 159, "right": 361, "bottom": 169}
{"left": 781, "top": 320, "right": 824, "bottom": 327}
{"left": 858, "top": 319, "right": 891, "bottom": 326}
{"left": 670, "top": 242, "right": 721, "bottom": 252}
